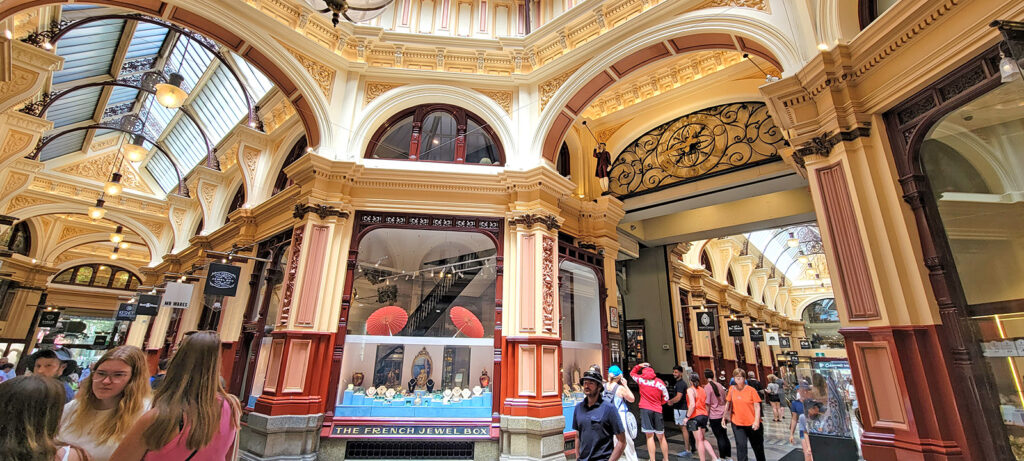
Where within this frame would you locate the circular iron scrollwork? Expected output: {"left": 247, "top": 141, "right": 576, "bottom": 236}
{"left": 608, "top": 102, "right": 786, "bottom": 198}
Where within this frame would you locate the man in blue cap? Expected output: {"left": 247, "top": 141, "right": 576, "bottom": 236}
{"left": 573, "top": 367, "right": 626, "bottom": 461}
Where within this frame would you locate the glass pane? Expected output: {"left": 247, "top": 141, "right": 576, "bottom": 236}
{"left": 74, "top": 266, "right": 93, "bottom": 285}
{"left": 111, "top": 271, "right": 130, "bottom": 289}
{"left": 94, "top": 265, "right": 112, "bottom": 287}
{"left": 558, "top": 260, "right": 601, "bottom": 343}
{"left": 924, "top": 76, "right": 1024, "bottom": 457}
{"left": 53, "top": 270, "right": 74, "bottom": 284}
{"left": 347, "top": 228, "right": 497, "bottom": 338}
{"left": 128, "top": 277, "right": 139, "bottom": 290}
{"left": 418, "top": 112, "right": 457, "bottom": 162}
{"left": 372, "top": 115, "right": 413, "bottom": 159}
{"left": 923, "top": 81, "right": 1024, "bottom": 306}
{"left": 801, "top": 298, "right": 844, "bottom": 349}
{"left": 465, "top": 120, "right": 500, "bottom": 165}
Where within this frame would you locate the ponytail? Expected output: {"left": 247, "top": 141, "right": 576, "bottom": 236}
{"left": 704, "top": 369, "right": 721, "bottom": 398}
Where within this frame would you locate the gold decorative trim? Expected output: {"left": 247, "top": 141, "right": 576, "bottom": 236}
{"left": 474, "top": 89, "right": 514, "bottom": 115}
{"left": 364, "top": 81, "right": 405, "bottom": 105}
{"left": 5, "top": 195, "right": 55, "bottom": 213}
{"left": 279, "top": 43, "right": 336, "bottom": 98}
{"left": 56, "top": 151, "right": 154, "bottom": 195}
{"left": 539, "top": 65, "right": 582, "bottom": 112}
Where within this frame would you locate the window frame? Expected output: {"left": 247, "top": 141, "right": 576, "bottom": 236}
{"left": 52, "top": 264, "right": 141, "bottom": 290}
{"left": 365, "top": 104, "right": 505, "bottom": 166}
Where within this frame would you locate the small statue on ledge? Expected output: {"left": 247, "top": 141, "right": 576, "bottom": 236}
{"left": 479, "top": 369, "right": 490, "bottom": 389}
{"left": 593, "top": 142, "right": 611, "bottom": 192}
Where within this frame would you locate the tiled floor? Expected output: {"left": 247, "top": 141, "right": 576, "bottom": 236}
{"left": 633, "top": 411, "right": 803, "bottom": 461}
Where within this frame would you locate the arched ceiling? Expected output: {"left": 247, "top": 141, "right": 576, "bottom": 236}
{"left": 37, "top": 4, "right": 275, "bottom": 196}
{"left": 747, "top": 224, "right": 828, "bottom": 284}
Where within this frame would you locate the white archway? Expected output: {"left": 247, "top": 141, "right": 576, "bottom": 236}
{"left": 10, "top": 205, "right": 164, "bottom": 266}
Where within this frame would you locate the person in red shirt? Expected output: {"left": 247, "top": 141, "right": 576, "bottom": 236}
{"left": 629, "top": 363, "right": 670, "bottom": 461}
{"left": 724, "top": 369, "right": 766, "bottom": 461}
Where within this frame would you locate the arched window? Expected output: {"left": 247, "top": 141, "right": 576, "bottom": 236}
{"left": 52, "top": 264, "right": 141, "bottom": 290}
{"left": 366, "top": 105, "right": 504, "bottom": 165}
{"left": 194, "top": 218, "right": 204, "bottom": 237}
{"left": 801, "top": 298, "right": 844, "bottom": 349}
{"left": 726, "top": 268, "right": 736, "bottom": 288}
{"left": 273, "top": 136, "right": 307, "bottom": 195}
{"left": 225, "top": 184, "right": 245, "bottom": 224}
{"left": 700, "top": 250, "right": 712, "bottom": 273}
{"left": 0, "top": 221, "right": 31, "bottom": 256}
{"left": 557, "top": 142, "right": 571, "bottom": 178}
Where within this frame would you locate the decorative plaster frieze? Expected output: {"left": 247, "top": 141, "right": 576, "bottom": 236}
{"left": 539, "top": 65, "right": 582, "bottom": 112}
{"left": 293, "top": 203, "right": 349, "bottom": 220}
{"left": 474, "top": 88, "right": 513, "bottom": 114}
{"left": 279, "top": 42, "right": 336, "bottom": 98}
{"left": 541, "top": 235, "right": 556, "bottom": 333}
{"left": 508, "top": 213, "right": 561, "bottom": 231}
{"left": 791, "top": 126, "right": 871, "bottom": 169}
{"left": 364, "top": 81, "right": 405, "bottom": 105}
{"left": 55, "top": 151, "right": 153, "bottom": 194}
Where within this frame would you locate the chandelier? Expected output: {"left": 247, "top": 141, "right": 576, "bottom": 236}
{"left": 307, "top": 0, "right": 395, "bottom": 26}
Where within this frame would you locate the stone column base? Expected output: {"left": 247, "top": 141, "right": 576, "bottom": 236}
{"left": 500, "top": 415, "right": 567, "bottom": 461}
{"left": 239, "top": 412, "right": 323, "bottom": 461}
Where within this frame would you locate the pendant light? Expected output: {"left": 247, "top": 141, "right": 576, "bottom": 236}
{"left": 88, "top": 198, "right": 106, "bottom": 220}
{"left": 155, "top": 72, "right": 188, "bottom": 108}
{"left": 796, "top": 251, "right": 809, "bottom": 264}
{"left": 123, "top": 134, "right": 148, "bottom": 162}
{"left": 109, "top": 247, "right": 119, "bottom": 260}
{"left": 104, "top": 172, "right": 123, "bottom": 196}
{"left": 786, "top": 232, "right": 799, "bottom": 248}
{"left": 307, "top": 0, "right": 394, "bottom": 26}
{"left": 119, "top": 241, "right": 130, "bottom": 249}
{"left": 110, "top": 225, "right": 124, "bottom": 244}
{"left": 1000, "top": 51, "right": 1022, "bottom": 83}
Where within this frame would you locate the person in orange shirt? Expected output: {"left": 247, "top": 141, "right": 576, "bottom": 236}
{"left": 685, "top": 373, "right": 719, "bottom": 461}
{"left": 723, "top": 368, "right": 765, "bottom": 461}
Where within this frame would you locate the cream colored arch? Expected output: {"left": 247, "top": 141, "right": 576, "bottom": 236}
{"left": 9, "top": 205, "right": 164, "bottom": 265}
{"left": 255, "top": 125, "right": 307, "bottom": 203}
{"left": 217, "top": 174, "right": 248, "bottom": 224}
{"left": 350, "top": 84, "right": 517, "bottom": 168}
{"left": 794, "top": 294, "right": 835, "bottom": 321}
{"left": 924, "top": 129, "right": 1015, "bottom": 193}
{"left": 43, "top": 233, "right": 148, "bottom": 265}
{"left": 531, "top": 11, "right": 804, "bottom": 162}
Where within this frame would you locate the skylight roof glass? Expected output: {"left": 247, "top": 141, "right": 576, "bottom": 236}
{"left": 191, "top": 63, "right": 249, "bottom": 143}
{"left": 146, "top": 151, "right": 178, "bottom": 193}
{"left": 39, "top": 130, "right": 87, "bottom": 161}
{"left": 52, "top": 19, "right": 125, "bottom": 84}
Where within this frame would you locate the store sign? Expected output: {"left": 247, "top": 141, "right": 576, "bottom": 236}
{"left": 727, "top": 320, "right": 744, "bottom": 337}
{"left": 695, "top": 312, "right": 716, "bottom": 331}
{"left": 38, "top": 310, "right": 61, "bottom": 328}
{"left": 115, "top": 303, "right": 137, "bottom": 321}
{"left": 205, "top": 263, "right": 242, "bottom": 296}
{"left": 766, "top": 332, "right": 780, "bottom": 346}
{"left": 136, "top": 295, "right": 162, "bottom": 316}
{"left": 329, "top": 424, "right": 491, "bottom": 438}
{"left": 800, "top": 339, "right": 812, "bottom": 350}
{"left": 161, "top": 282, "right": 193, "bottom": 309}
{"left": 749, "top": 327, "right": 764, "bottom": 342}
{"left": 790, "top": 356, "right": 800, "bottom": 365}
{"left": 93, "top": 335, "right": 108, "bottom": 346}
{"left": 780, "top": 337, "right": 791, "bottom": 349}
{"left": 982, "top": 339, "right": 1024, "bottom": 357}
{"left": 786, "top": 351, "right": 799, "bottom": 356}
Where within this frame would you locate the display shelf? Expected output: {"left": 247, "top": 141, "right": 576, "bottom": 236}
{"left": 336, "top": 390, "right": 493, "bottom": 419}
{"left": 563, "top": 399, "right": 583, "bottom": 433}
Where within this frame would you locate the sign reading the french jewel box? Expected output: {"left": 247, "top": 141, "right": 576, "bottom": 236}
{"left": 982, "top": 339, "right": 1024, "bottom": 357}
{"left": 330, "top": 425, "right": 490, "bottom": 438}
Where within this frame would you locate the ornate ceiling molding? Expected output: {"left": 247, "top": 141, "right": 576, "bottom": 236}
{"left": 55, "top": 151, "right": 154, "bottom": 195}
{"left": 363, "top": 81, "right": 404, "bottom": 105}
{"left": 474, "top": 88, "right": 513, "bottom": 115}
{"left": 279, "top": 42, "right": 336, "bottom": 98}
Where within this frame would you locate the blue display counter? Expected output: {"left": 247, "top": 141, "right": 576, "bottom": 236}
{"left": 335, "top": 390, "right": 493, "bottom": 419}
{"left": 563, "top": 399, "right": 581, "bottom": 433}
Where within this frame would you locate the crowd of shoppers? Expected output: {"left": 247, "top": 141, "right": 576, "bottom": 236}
{"left": 0, "top": 331, "right": 240, "bottom": 461}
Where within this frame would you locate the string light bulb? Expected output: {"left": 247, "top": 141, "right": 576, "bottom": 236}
{"left": 109, "top": 247, "right": 120, "bottom": 260}
{"left": 119, "top": 242, "right": 130, "bottom": 249}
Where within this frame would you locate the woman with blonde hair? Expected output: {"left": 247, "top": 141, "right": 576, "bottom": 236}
{"left": 112, "top": 331, "right": 241, "bottom": 460}
{"left": 765, "top": 374, "right": 783, "bottom": 422}
{"left": 58, "top": 346, "right": 151, "bottom": 461}
{"left": 0, "top": 375, "right": 88, "bottom": 461}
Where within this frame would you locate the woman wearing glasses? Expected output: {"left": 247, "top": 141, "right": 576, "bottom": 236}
{"left": 58, "top": 345, "right": 152, "bottom": 461}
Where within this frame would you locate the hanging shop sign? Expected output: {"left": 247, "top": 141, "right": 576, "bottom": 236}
{"left": 766, "top": 331, "right": 780, "bottom": 346}
{"left": 727, "top": 320, "right": 744, "bottom": 337}
{"left": 136, "top": 294, "right": 162, "bottom": 316}
{"left": 329, "top": 424, "right": 491, "bottom": 438}
{"left": 115, "top": 303, "right": 137, "bottom": 321}
{"left": 779, "top": 336, "right": 791, "bottom": 349}
{"left": 93, "top": 335, "right": 108, "bottom": 346}
{"left": 205, "top": 263, "right": 242, "bottom": 297}
{"left": 749, "top": 327, "right": 764, "bottom": 342}
{"left": 161, "top": 282, "right": 193, "bottom": 309}
{"left": 800, "top": 339, "right": 812, "bottom": 349}
{"left": 39, "top": 310, "right": 61, "bottom": 328}
{"left": 696, "top": 312, "right": 716, "bottom": 332}
{"left": 790, "top": 356, "right": 800, "bottom": 365}
{"left": 786, "top": 351, "right": 799, "bottom": 356}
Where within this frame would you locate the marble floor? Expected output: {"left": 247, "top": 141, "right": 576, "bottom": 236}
{"left": 632, "top": 411, "right": 805, "bottom": 461}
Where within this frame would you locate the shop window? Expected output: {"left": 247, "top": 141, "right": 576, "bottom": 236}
{"left": 365, "top": 105, "right": 504, "bottom": 165}
{"left": 52, "top": 264, "right": 141, "bottom": 290}
{"left": 0, "top": 221, "right": 31, "bottom": 256}
{"left": 272, "top": 136, "right": 307, "bottom": 195}
{"left": 337, "top": 226, "right": 497, "bottom": 419}
{"left": 801, "top": 298, "right": 844, "bottom": 349}
{"left": 559, "top": 259, "right": 604, "bottom": 429}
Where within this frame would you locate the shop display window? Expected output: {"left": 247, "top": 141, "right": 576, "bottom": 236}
{"left": 801, "top": 298, "right": 844, "bottom": 349}
{"left": 558, "top": 259, "right": 604, "bottom": 433}
{"left": 337, "top": 227, "right": 497, "bottom": 419}
{"left": 919, "top": 68, "right": 1024, "bottom": 457}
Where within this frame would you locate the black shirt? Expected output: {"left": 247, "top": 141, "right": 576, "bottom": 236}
{"left": 673, "top": 379, "right": 688, "bottom": 410}
{"left": 573, "top": 395, "right": 624, "bottom": 461}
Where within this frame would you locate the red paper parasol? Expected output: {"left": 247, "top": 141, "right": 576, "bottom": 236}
{"left": 366, "top": 305, "right": 408, "bottom": 336}
{"left": 450, "top": 306, "right": 484, "bottom": 338}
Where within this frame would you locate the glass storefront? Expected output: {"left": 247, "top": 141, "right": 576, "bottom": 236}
{"left": 336, "top": 227, "right": 497, "bottom": 419}
{"left": 36, "top": 314, "right": 119, "bottom": 374}
{"left": 922, "top": 65, "right": 1024, "bottom": 458}
{"left": 559, "top": 259, "right": 605, "bottom": 433}
{"left": 802, "top": 298, "right": 845, "bottom": 349}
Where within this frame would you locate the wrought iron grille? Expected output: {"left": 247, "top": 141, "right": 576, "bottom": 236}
{"left": 345, "top": 441, "right": 474, "bottom": 459}
{"left": 607, "top": 101, "right": 786, "bottom": 198}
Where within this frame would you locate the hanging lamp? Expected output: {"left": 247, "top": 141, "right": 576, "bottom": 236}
{"left": 88, "top": 198, "right": 106, "bottom": 220}
{"left": 308, "top": 0, "right": 394, "bottom": 26}
{"left": 110, "top": 225, "right": 124, "bottom": 244}
{"left": 123, "top": 134, "right": 148, "bottom": 162}
{"left": 155, "top": 72, "right": 188, "bottom": 109}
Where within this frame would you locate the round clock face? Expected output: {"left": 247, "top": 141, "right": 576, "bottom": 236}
{"left": 658, "top": 122, "right": 714, "bottom": 177}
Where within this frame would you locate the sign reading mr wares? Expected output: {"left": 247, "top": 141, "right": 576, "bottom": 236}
{"left": 727, "top": 320, "right": 744, "bottom": 337}
{"left": 696, "top": 311, "right": 716, "bottom": 332}
{"left": 205, "top": 263, "right": 242, "bottom": 297}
